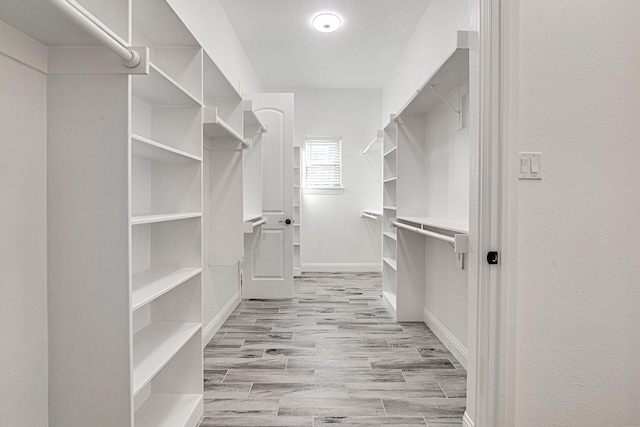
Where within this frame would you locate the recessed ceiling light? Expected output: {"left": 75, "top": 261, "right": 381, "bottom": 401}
{"left": 312, "top": 13, "right": 341, "bottom": 33}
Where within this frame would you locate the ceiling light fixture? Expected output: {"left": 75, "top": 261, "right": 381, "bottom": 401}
{"left": 312, "top": 13, "right": 341, "bottom": 33}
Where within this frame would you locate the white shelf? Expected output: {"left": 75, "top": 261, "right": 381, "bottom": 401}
{"left": 132, "top": 212, "right": 202, "bottom": 225}
{"left": 383, "top": 206, "right": 397, "bottom": 211}
{"left": 132, "top": 0, "right": 199, "bottom": 48}
{"left": 396, "top": 216, "right": 469, "bottom": 234}
{"left": 383, "top": 231, "right": 398, "bottom": 241}
{"left": 132, "top": 267, "right": 202, "bottom": 311}
{"left": 397, "top": 31, "right": 470, "bottom": 117}
{"left": 135, "top": 394, "right": 202, "bottom": 427}
{"left": 133, "top": 63, "right": 201, "bottom": 107}
{"left": 131, "top": 134, "right": 201, "bottom": 162}
{"left": 133, "top": 322, "right": 201, "bottom": 395}
{"left": 203, "top": 107, "right": 246, "bottom": 145}
{"left": 383, "top": 257, "right": 397, "bottom": 270}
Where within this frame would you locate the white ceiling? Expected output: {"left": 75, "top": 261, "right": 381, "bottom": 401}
{"left": 219, "top": 0, "right": 431, "bottom": 90}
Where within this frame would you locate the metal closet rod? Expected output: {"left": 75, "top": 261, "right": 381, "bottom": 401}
{"left": 51, "top": 0, "right": 141, "bottom": 68}
{"left": 391, "top": 220, "right": 455, "bottom": 244}
{"left": 361, "top": 212, "right": 378, "bottom": 220}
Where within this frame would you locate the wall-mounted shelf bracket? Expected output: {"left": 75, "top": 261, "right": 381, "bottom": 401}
{"left": 430, "top": 84, "right": 463, "bottom": 129}
{"left": 361, "top": 130, "right": 383, "bottom": 155}
{"left": 454, "top": 234, "right": 468, "bottom": 254}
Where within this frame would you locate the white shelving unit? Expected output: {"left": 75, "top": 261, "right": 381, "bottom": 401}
{"left": 130, "top": 0, "right": 203, "bottom": 424}
{"left": 381, "top": 31, "right": 471, "bottom": 322}
{"left": 381, "top": 120, "right": 399, "bottom": 316}
{"left": 11, "top": 0, "right": 276, "bottom": 423}
{"left": 293, "top": 146, "right": 302, "bottom": 277}
{"left": 28, "top": 0, "right": 207, "bottom": 424}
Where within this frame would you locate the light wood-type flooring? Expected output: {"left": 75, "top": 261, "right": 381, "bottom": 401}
{"left": 199, "top": 272, "right": 467, "bottom": 427}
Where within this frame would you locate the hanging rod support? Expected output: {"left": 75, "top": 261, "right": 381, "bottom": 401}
{"left": 51, "top": 0, "right": 141, "bottom": 68}
{"left": 430, "top": 84, "right": 461, "bottom": 115}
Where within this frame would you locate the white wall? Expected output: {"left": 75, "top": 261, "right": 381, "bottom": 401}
{"left": 423, "top": 95, "right": 470, "bottom": 367}
{"left": 381, "top": 0, "right": 469, "bottom": 124}
{"left": 291, "top": 89, "right": 382, "bottom": 272}
{"left": 0, "top": 22, "right": 49, "bottom": 426}
{"left": 516, "top": 1, "right": 640, "bottom": 425}
{"left": 168, "top": 0, "right": 264, "bottom": 94}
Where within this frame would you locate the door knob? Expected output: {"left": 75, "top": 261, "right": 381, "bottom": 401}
{"left": 279, "top": 219, "right": 293, "bottom": 225}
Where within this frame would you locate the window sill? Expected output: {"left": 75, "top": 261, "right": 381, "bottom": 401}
{"left": 304, "top": 188, "right": 344, "bottom": 195}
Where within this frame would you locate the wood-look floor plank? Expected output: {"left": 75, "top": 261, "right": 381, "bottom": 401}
{"left": 199, "top": 273, "right": 467, "bottom": 427}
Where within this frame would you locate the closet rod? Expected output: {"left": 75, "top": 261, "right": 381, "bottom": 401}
{"left": 392, "top": 220, "right": 455, "bottom": 244}
{"left": 51, "top": 0, "right": 141, "bottom": 68}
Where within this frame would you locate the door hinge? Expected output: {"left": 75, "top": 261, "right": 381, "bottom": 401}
{"left": 487, "top": 251, "right": 499, "bottom": 265}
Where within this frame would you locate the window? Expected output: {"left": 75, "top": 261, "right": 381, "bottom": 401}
{"left": 304, "top": 136, "right": 343, "bottom": 194}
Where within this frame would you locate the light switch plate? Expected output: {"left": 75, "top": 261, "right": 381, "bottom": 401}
{"left": 519, "top": 152, "right": 542, "bottom": 180}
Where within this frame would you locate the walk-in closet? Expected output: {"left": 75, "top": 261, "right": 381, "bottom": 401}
{"left": 5, "top": 0, "right": 640, "bottom": 426}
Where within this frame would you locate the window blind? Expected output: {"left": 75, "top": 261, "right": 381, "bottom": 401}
{"left": 305, "top": 138, "right": 342, "bottom": 189}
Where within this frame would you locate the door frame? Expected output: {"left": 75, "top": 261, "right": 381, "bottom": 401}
{"left": 470, "top": 0, "right": 519, "bottom": 426}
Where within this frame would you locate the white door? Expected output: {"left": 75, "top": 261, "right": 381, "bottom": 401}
{"left": 242, "top": 93, "right": 294, "bottom": 299}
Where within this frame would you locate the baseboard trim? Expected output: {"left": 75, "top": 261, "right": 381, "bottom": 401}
{"left": 463, "top": 411, "right": 474, "bottom": 427}
{"left": 302, "top": 263, "right": 382, "bottom": 273}
{"left": 423, "top": 307, "right": 468, "bottom": 369}
{"left": 202, "top": 291, "right": 240, "bottom": 349}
